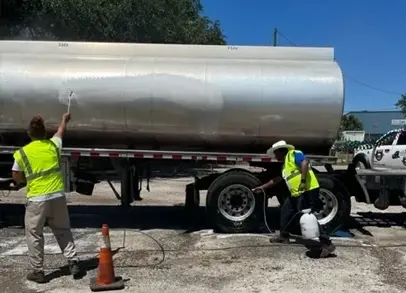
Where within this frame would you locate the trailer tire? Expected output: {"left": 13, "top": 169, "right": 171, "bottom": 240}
{"left": 316, "top": 176, "right": 351, "bottom": 234}
{"left": 206, "top": 171, "right": 265, "bottom": 233}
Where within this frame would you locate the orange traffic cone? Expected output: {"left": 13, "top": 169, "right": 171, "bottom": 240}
{"left": 90, "top": 224, "right": 125, "bottom": 292}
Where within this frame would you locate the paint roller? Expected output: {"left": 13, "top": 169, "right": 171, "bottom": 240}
{"left": 67, "top": 88, "right": 74, "bottom": 113}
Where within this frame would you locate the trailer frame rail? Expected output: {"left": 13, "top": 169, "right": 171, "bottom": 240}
{"left": 0, "top": 146, "right": 337, "bottom": 164}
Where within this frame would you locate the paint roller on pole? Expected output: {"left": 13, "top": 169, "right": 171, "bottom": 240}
{"left": 67, "top": 89, "right": 74, "bottom": 113}
{"left": 57, "top": 85, "right": 76, "bottom": 114}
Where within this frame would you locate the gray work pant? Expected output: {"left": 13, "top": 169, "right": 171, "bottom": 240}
{"left": 25, "top": 196, "right": 78, "bottom": 272}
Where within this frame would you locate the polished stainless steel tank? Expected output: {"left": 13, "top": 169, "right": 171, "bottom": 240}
{"left": 0, "top": 41, "right": 344, "bottom": 154}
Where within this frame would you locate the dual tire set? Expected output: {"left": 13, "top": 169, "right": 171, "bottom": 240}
{"left": 205, "top": 170, "right": 351, "bottom": 234}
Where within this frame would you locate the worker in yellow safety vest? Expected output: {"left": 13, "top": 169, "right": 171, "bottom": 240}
{"left": 252, "top": 140, "right": 336, "bottom": 258}
{"left": 12, "top": 113, "right": 82, "bottom": 283}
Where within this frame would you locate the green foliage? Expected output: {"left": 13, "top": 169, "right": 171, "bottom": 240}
{"left": 0, "top": 0, "right": 226, "bottom": 44}
{"left": 395, "top": 94, "right": 406, "bottom": 117}
{"left": 340, "top": 114, "right": 363, "bottom": 132}
{"left": 333, "top": 115, "right": 368, "bottom": 153}
{"left": 332, "top": 137, "right": 377, "bottom": 153}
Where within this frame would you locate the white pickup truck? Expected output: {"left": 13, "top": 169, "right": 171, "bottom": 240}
{"left": 351, "top": 127, "right": 406, "bottom": 210}
{"left": 353, "top": 127, "right": 406, "bottom": 170}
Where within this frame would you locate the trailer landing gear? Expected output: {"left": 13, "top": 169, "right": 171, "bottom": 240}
{"left": 185, "top": 181, "right": 201, "bottom": 231}
{"left": 108, "top": 160, "right": 145, "bottom": 208}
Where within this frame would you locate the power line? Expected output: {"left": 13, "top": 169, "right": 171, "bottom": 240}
{"left": 272, "top": 28, "right": 404, "bottom": 97}
{"left": 277, "top": 31, "right": 296, "bottom": 46}
{"left": 343, "top": 75, "right": 402, "bottom": 96}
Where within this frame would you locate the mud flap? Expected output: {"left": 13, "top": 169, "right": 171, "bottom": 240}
{"left": 374, "top": 177, "right": 390, "bottom": 210}
{"left": 398, "top": 177, "right": 406, "bottom": 208}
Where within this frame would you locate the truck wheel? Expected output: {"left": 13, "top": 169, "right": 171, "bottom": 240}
{"left": 206, "top": 171, "right": 265, "bottom": 233}
{"left": 315, "top": 176, "right": 351, "bottom": 234}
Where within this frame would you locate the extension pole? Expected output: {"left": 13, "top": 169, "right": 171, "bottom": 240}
{"left": 273, "top": 28, "right": 278, "bottom": 46}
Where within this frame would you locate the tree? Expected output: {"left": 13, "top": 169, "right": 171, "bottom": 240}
{"left": 340, "top": 114, "right": 363, "bottom": 132}
{"left": 395, "top": 94, "right": 406, "bottom": 116}
{"left": 0, "top": 0, "right": 226, "bottom": 45}
{"left": 0, "top": 0, "right": 39, "bottom": 37}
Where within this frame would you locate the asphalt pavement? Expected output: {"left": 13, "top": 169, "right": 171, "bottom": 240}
{"left": 0, "top": 176, "right": 406, "bottom": 292}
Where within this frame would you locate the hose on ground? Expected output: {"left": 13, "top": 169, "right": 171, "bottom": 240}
{"left": 257, "top": 188, "right": 302, "bottom": 236}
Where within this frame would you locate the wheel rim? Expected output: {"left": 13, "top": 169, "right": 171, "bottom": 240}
{"left": 217, "top": 184, "right": 256, "bottom": 222}
{"left": 314, "top": 188, "right": 339, "bottom": 225}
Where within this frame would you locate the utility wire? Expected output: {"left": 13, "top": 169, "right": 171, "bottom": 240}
{"left": 343, "top": 75, "right": 402, "bottom": 96}
{"left": 273, "top": 29, "right": 404, "bottom": 98}
{"left": 277, "top": 31, "right": 296, "bottom": 46}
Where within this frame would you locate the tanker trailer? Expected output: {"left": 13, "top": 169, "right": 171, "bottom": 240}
{"left": 0, "top": 40, "right": 346, "bottom": 234}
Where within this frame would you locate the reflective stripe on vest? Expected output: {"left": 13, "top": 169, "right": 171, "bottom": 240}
{"left": 282, "top": 149, "right": 319, "bottom": 197}
{"left": 18, "top": 148, "right": 61, "bottom": 180}
{"left": 13, "top": 140, "right": 64, "bottom": 198}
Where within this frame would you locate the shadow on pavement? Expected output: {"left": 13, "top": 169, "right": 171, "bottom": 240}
{"left": 1, "top": 203, "right": 406, "bottom": 236}
{"left": 45, "top": 256, "right": 99, "bottom": 282}
{"left": 0, "top": 203, "right": 282, "bottom": 233}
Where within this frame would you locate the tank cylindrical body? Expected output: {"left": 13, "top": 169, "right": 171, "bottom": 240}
{"left": 0, "top": 41, "right": 344, "bottom": 153}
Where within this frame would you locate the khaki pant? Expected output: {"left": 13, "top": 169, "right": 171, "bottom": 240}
{"left": 25, "top": 196, "right": 78, "bottom": 272}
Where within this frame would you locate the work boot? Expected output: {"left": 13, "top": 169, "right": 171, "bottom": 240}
{"left": 320, "top": 242, "right": 336, "bottom": 258}
{"left": 26, "top": 271, "right": 48, "bottom": 284}
{"left": 68, "top": 260, "right": 81, "bottom": 278}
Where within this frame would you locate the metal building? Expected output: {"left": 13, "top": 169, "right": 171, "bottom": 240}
{"left": 346, "top": 110, "right": 405, "bottom": 140}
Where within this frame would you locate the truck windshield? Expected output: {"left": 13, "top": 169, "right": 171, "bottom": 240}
{"left": 379, "top": 132, "right": 397, "bottom": 146}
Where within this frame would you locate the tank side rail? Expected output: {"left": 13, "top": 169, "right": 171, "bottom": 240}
{"left": 0, "top": 146, "right": 274, "bottom": 162}
{"left": 0, "top": 146, "right": 338, "bottom": 165}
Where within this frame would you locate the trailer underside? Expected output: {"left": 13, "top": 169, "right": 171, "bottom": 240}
{"left": 2, "top": 145, "right": 405, "bottom": 234}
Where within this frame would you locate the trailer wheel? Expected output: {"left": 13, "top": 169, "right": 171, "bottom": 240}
{"left": 315, "top": 176, "right": 351, "bottom": 234}
{"left": 206, "top": 171, "right": 265, "bottom": 233}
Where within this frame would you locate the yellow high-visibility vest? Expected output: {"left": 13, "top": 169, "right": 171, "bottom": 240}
{"left": 282, "top": 149, "right": 319, "bottom": 197}
{"left": 13, "top": 139, "right": 64, "bottom": 198}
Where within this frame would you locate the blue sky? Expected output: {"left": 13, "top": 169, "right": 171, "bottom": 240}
{"left": 202, "top": 0, "right": 405, "bottom": 113}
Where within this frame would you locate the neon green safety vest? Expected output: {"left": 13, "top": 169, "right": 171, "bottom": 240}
{"left": 13, "top": 140, "right": 64, "bottom": 198}
{"left": 282, "top": 149, "right": 319, "bottom": 197}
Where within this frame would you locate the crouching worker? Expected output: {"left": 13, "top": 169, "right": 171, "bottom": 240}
{"left": 11, "top": 113, "right": 81, "bottom": 283}
{"left": 252, "top": 140, "right": 336, "bottom": 258}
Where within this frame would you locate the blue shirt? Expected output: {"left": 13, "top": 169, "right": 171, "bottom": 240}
{"left": 294, "top": 151, "right": 306, "bottom": 167}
